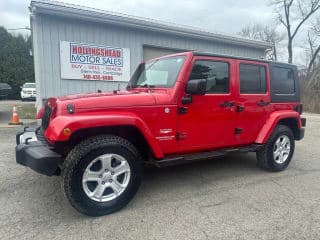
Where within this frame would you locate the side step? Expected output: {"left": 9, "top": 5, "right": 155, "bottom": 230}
{"left": 152, "top": 144, "right": 263, "bottom": 167}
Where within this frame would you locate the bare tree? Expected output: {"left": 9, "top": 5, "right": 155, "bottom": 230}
{"left": 302, "top": 18, "right": 320, "bottom": 90}
{"left": 271, "top": 0, "right": 320, "bottom": 63}
{"left": 307, "top": 19, "right": 320, "bottom": 73}
{"left": 238, "top": 24, "right": 284, "bottom": 61}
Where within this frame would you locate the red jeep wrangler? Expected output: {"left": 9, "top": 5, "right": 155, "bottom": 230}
{"left": 16, "top": 52, "right": 306, "bottom": 216}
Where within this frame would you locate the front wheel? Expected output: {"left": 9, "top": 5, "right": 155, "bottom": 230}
{"left": 62, "top": 135, "right": 142, "bottom": 216}
{"left": 256, "top": 125, "right": 295, "bottom": 172}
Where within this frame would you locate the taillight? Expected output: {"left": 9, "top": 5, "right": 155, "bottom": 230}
{"left": 294, "top": 104, "right": 303, "bottom": 115}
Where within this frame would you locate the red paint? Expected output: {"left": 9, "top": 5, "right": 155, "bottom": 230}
{"left": 255, "top": 110, "right": 301, "bottom": 143}
{"left": 42, "top": 52, "right": 304, "bottom": 159}
{"left": 36, "top": 106, "right": 44, "bottom": 119}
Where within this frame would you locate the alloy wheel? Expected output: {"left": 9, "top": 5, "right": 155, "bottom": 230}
{"left": 82, "top": 154, "right": 131, "bottom": 202}
{"left": 273, "top": 135, "right": 291, "bottom": 164}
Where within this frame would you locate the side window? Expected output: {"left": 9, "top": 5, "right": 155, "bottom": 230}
{"left": 272, "top": 67, "right": 295, "bottom": 94}
{"left": 240, "top": 64, "right": 267, "bottom": 94}
{"left": 189, "top": 60, "right": 229, "bottom": 93}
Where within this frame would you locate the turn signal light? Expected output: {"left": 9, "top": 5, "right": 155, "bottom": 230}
{"left": 63, "top": 128, "right": 72, "bottom": 136}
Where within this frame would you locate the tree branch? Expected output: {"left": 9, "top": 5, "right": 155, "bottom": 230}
{"left": 292, "top": 0, "right": 320, "bottom": 38}
{"left": 307, "top": 44, "right": 320, "bottom": 73}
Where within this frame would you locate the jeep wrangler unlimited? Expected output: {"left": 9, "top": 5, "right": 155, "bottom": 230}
{"left": 16, "top": 52, "right": 306, "bottom": 216}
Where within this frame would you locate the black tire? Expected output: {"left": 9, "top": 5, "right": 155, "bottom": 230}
{"left": 62, "top": 135, "right": 142, "bottom": 216}
{"left": 256, "top": 125, "right": 295, "bottom": 172}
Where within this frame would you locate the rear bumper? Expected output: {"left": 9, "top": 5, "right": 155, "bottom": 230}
{"left": 296, "top": 117, "right": 306, "bottom": 141}
{"left": 296, "top": 128, "right": 305, "bottom": 140}
{"left": 15, "top": 128, "right": 62, "bottom": 176}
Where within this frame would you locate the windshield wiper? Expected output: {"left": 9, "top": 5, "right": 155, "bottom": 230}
{"left": 132, "top": 84, "right": 156, "bottom": 93}
{"left": 134, "top": 84, "right": 155, "bottom": 88}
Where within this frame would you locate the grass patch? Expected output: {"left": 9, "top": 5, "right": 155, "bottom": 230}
{"left": 17, "top": 104, "right": 37, "bottom": 119}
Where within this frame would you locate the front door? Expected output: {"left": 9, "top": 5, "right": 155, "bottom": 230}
{"left": 234, "top": 60, "right": 271, "bottom": 145}
{"left": 177, "top": 57, "right": 237, "bottom": 153}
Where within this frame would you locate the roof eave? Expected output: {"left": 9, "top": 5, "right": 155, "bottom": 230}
{"left": 30, "top": 1, "right": 272, "bottom": 49}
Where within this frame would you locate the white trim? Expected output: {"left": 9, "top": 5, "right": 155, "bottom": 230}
{"left": 30, "top": 0, "right": 271, "bottom": 49}
{"left": 30, "top": 13, "right": 42, "bottom": 110}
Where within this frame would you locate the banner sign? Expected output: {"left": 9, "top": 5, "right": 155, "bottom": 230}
{"left": 60, "top": 41, "right": 130, "bottom": 81}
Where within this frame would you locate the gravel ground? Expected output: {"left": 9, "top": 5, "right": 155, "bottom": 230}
{"left": 0, "top": 113, "right": 319, "bottom": 240}
{"left": 0, "top": 100, "right": 36, "bottom": 127}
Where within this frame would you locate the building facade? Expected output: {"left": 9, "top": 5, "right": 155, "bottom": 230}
{"left": 30, "top": 0, "right": 271, "bottom": 107}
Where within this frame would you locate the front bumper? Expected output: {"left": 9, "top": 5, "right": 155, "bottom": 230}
{"left": 15, "top": 127, "right": 62, "bottom": 176}
{"left": 21, "top": 95, "right": 36, "bottom": 100}
{"left": 21, "top": 92, "right": 36, "bottom": 99}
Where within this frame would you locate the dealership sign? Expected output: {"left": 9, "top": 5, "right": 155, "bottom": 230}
{"left": 60, "top": 41, "right": 130, "bottom": 81}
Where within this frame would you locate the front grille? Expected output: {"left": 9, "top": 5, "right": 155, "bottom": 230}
{"left": 41, "top": 104, "right": 52, "bottom": 130}
{"left": 36, "top": 128, "right": 49, "bottom": 145}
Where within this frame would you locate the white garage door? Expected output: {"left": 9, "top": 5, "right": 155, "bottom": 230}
{"left": 143, "top": 46, "right": 185, "bottom": 61}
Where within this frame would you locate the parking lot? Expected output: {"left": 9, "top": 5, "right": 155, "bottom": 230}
{"left": 0, "top": 112, "right": 319, "bottom": 240}
{"left": 0, "top": 100, "right": 36, "bottom": 127}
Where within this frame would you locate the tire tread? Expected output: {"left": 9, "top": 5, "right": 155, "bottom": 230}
{"left": 256, "top": 125, "right": 294, "bottom": 172}
{"left": 61, "top": 134, "right": 142, "bottom": 216}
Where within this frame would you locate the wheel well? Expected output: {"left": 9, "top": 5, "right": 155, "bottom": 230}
{"left": 278, "top": 118, "right": 299, "bottom": 140}
{"left": 55, "top": 125, "right": 151, "bottom": 160}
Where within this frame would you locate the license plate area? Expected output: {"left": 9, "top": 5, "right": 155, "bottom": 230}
{"left": 19, "top": 131, "right": 38, "bottom": 144}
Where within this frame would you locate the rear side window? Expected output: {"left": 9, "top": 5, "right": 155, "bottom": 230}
{"left": 240, "top": 64, "right": 266, "bottom": 94}
{"left": 189, "top": 60, "right": 229, "bottom": 93}
{"left": 272, "top": 67, "right": 295, "bottom": 94}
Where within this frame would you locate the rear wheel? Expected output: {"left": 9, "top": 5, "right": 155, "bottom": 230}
{"left": 256, "top": 125, "right": 295, "bottom": 172}
{"left": 62, "top": 135, "right": 142, "bottom": 216}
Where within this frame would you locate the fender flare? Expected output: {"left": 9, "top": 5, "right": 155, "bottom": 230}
{"left": 255, "top": 110, "right": 301, "bottom": 144}
{"left": 45, "top": 112, "right": 164, "bottom": 159}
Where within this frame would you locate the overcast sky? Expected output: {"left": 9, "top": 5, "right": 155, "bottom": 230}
{"left": 0, "top": 0, "right": 316, "bottom": 65}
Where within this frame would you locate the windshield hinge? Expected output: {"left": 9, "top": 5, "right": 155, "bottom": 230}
{"left": 178, "top": 107, "right": 188, "bottom": 114}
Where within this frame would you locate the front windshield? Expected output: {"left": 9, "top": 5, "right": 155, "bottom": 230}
{"left": 129, "top": 56, "right": 186, "bottom": 88}
{"left": 23, "top": 83, "right": 35, "bottom": 88}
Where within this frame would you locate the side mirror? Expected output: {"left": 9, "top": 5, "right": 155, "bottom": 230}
{"left": 185, "top": 79, "right": 207, "bottom": 95}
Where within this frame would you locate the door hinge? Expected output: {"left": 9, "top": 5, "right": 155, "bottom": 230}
{"left": 234, "top": 128, "right": 243, "bottom": 134}
{"left": 178, "top": 107, "right": 188, "bottom": 114}
{"left": 176, "top": 132, "right": 187, "bottom": 140}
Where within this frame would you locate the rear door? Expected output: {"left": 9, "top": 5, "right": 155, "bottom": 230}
{"left": 234, "top": 60, "right": 271, "bottom": 145}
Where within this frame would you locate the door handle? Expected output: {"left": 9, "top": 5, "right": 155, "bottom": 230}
{"left": 220, "top": 101, "right": 235, "bottom": 108}
{"left": 236, "top": 105, "right": 245, "bottom": 112}
{"left": 257, "top": 100, "right": 270, "bottom": 106}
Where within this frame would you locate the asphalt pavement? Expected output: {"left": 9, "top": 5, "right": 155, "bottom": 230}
{"left": 0, "top": 113, "right": 319, "bottom": 240}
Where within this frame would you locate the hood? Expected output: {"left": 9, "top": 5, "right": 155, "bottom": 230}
{"left": 57, "top": 90, "right": 159, "bottom": 110}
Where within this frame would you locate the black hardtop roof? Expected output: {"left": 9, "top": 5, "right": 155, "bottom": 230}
{"left": 193, "top": 51, "right": 297, "bottom": 68}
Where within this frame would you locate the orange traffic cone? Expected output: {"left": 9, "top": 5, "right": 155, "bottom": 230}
{"left": 8, "top": 105, "right": 23, "bottom": 125}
